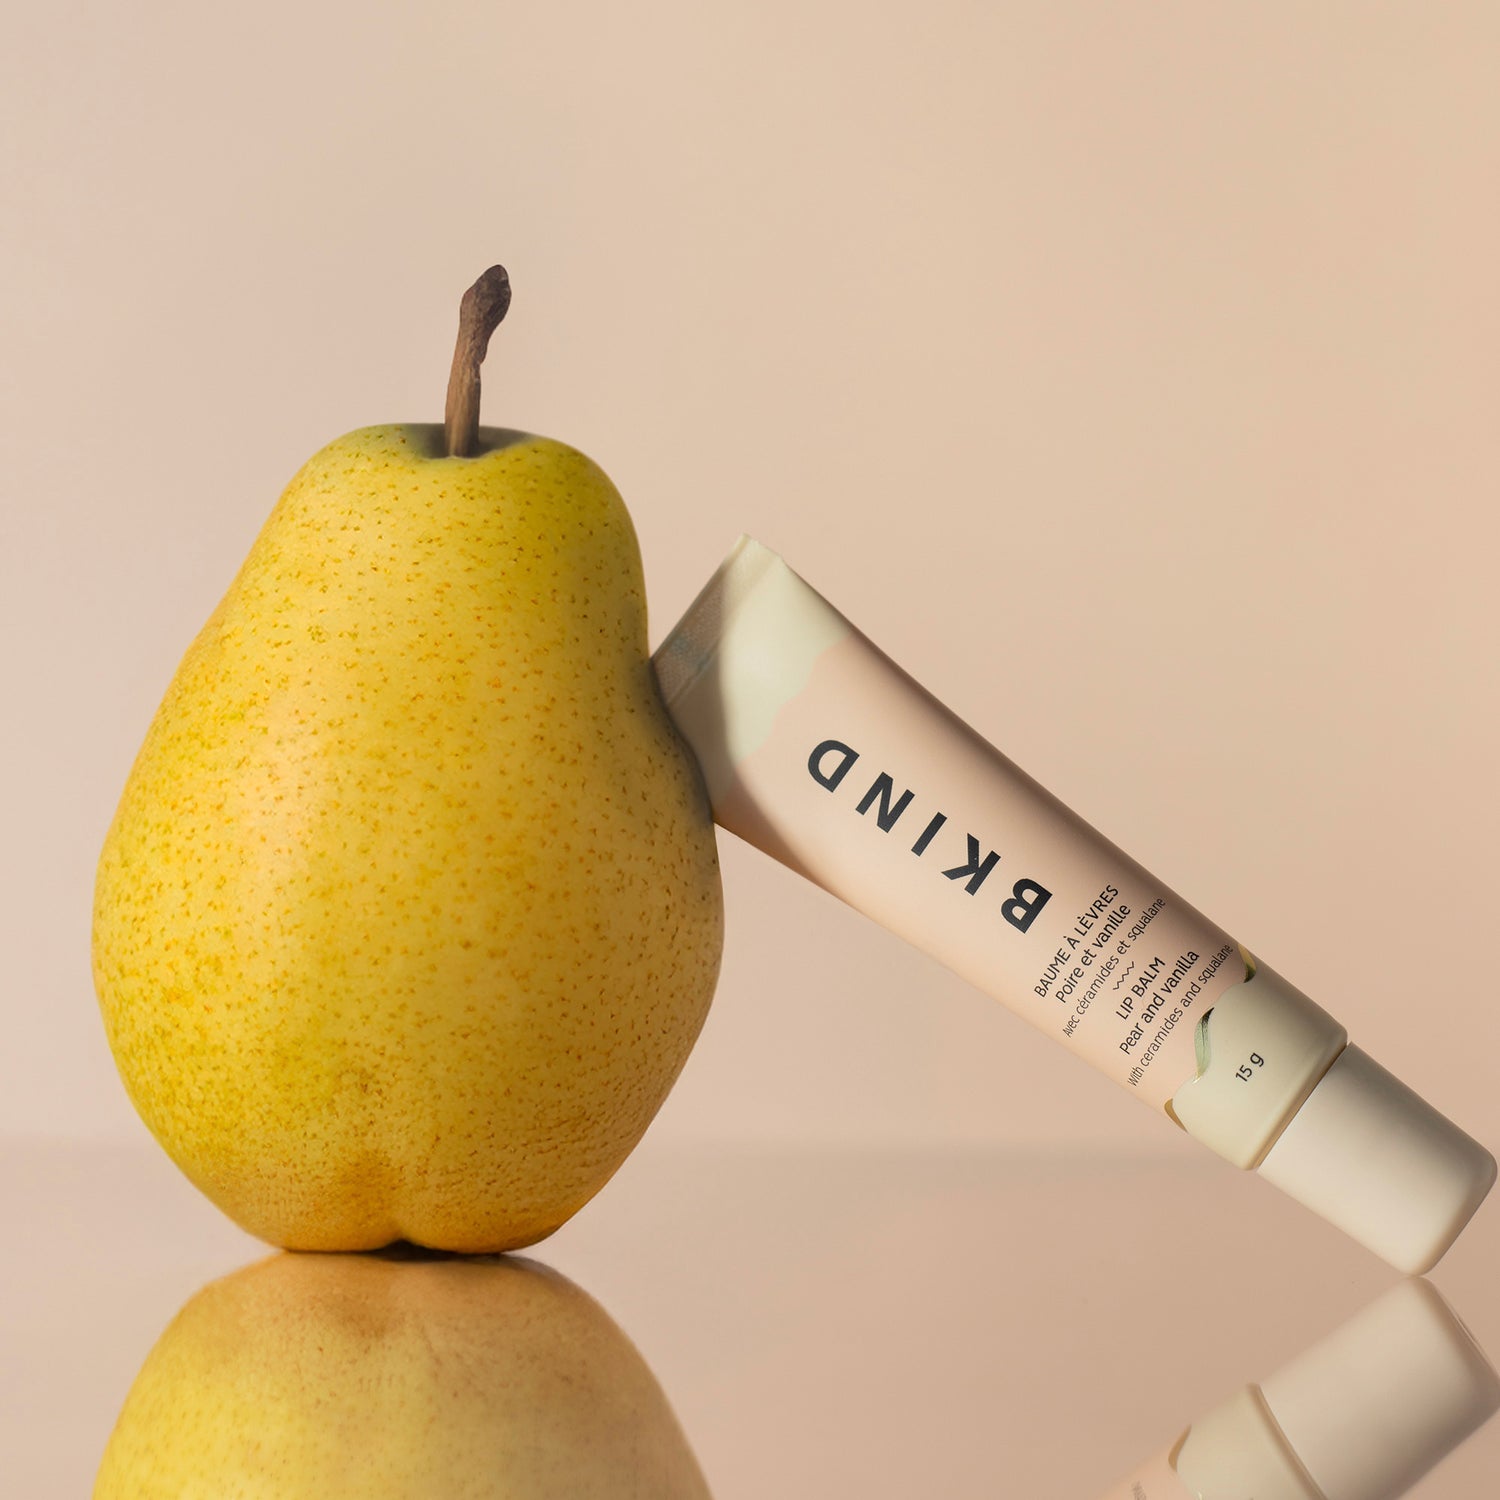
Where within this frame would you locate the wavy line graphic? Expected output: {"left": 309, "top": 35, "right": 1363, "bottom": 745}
{"left": 1111, "top": 961, "right": 1136, "bottom": 992}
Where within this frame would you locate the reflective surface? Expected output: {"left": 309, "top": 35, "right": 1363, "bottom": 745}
{"left": 6, "top": 1139, "right": 1499, "bottom": 1496}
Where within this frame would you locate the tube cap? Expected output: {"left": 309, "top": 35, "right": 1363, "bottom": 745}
{"left": 1257, "top": 1045, "right": 1496, "bottom": 1273}
{"left": 1260, "top": 1279, "right": 1500, "bottom": 1500}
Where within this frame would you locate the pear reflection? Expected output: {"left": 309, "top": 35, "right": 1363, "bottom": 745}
{"left": 1100, "top": 1279, "right": 1500, "bottom": 1500}
{"left": 94, "top": 1250, "right": 713, "bottom": 1499}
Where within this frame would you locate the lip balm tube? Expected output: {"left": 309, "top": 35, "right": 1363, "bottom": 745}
{"left": 653, "top": 537, "right": 1496, "bottom": 1272}
{"left": 1100, "top": 1279, "right": 1500, "bottom": 1500}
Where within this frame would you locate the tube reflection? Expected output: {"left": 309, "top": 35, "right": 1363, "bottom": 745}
{"left": 1100, "top": 1278, "right": 1498, "bottom": 1499}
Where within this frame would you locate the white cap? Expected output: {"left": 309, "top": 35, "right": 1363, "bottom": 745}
{"left": 1258, "top": 1045, "right": 1496, "bottom": 1273}
{"left": 1260, "top": 1279, "right": 1500, "bottom": 1500}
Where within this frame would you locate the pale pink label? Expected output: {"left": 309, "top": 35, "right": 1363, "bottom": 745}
{"left": 717, "top": 632, "right": 1245, "bottom": 1110}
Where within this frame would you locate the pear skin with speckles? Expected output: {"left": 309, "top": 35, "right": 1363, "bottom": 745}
{"left": 93, "top": 1252, "right": 714, "bottom": 1499}
{"left": 92, "top": 424, "right": 724, "bottom": 1251}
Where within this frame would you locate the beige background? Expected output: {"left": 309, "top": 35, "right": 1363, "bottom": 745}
{"left": 4, "top": 1, "right": 1498, "bottom": 1161}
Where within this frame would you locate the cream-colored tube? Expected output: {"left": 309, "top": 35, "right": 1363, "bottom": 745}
{"left": 1098, "top": 1279, "right": 1500, "bottom": 1500}
{"left": 653, "top": 537, "right": 1496, "bottom": 1273}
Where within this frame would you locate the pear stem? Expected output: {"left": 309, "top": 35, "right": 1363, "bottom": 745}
{"left": 444, "top": 265, "right": 512, "bottom": 458}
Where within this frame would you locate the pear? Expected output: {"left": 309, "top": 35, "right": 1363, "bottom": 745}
{"left": 94, "top": 1251, "right": 714, "bottom": 1499}
{"left": 92, "top": 267, "right": 723, "bottom": 1251}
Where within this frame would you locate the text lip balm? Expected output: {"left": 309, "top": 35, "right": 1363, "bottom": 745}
{"left": 653, "top": 537, "right": 1496, "bottom": 1273}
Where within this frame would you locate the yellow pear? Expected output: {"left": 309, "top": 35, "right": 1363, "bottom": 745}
{"left": 94, "top": 1252, "right": 714, "bottom": 1498}
{"left": 92, "top": 267, "right": 723, "bottom": 1250}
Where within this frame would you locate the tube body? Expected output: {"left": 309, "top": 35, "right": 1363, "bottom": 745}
{"left": 654, "top": 539, "right": 1495, "bottom": 1271}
